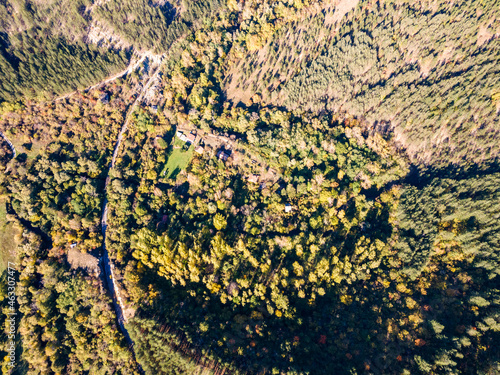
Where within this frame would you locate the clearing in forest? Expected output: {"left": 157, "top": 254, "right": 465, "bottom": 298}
{"left": 0, "top": 199, "right": 19, "bottom": 273}
{"left": 161, "top": 145, "right": 194, "bottom": 179}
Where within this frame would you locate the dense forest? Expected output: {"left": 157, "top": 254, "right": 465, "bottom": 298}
{"left": 0, "top": 0, "right": 499, "bottom": 374}
{"left": 225, "top": 0, "right": 500, "bottom": 169}
{"left": 0, "top": 0, "right": 129, "bottom": 101}
{"left": 0, "top": 82, "right": 154, "bottom": 373}
{"left": 0, "top": 0, "right": 225, "bottom": 102}
{"left": 94, "top": 0, "right": 225, "bottom": 53}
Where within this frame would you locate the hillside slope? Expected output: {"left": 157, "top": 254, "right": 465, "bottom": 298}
{"left": 224, "top": 0, "right": 500, "bottom": 168}
{"left": 0, "top": 0, "right": 224, "bottom": 102}
{"left": 0, "top": 1, "right": 499, "bottom": 375}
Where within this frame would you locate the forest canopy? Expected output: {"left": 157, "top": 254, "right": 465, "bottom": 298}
{"left": 0, "top": 0, "right": 499, "bottom": 374}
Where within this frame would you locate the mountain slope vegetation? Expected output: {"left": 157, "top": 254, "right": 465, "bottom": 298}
{"left": 0, "top": 0, "right": 499, "bottom": 375}
{"left": 0, "top": 0, "right": 225, "bottom": 102}
{"left": 224, "top": 0, "right": 500, "bottom": 168}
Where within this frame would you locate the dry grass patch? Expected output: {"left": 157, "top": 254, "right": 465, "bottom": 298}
{"left": 67, "top": 248, "right": 100, "bottom": 272}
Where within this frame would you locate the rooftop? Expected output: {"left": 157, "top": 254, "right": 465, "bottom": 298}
{"left": 217, "top": 150, "right": 229, "bottom": 161}
{"left": 248, "top": 174, "right": 260, "bottom": 184}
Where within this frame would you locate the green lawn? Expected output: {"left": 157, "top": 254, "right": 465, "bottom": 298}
{"left": 161, "top": 144, "right": 194, "bottom": 179}
{"left": 173, "top": 137, "right": 186, "bottom": 148}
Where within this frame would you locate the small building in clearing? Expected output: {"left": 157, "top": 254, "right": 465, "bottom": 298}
{"left": 186, "top": 133, "right": 196, "bottom": 144}
{"left": 177, "top": 131, "right": 196, "bottom": 144}
{"left": 99, "top": 93, "right": 110, "bottom": 104}
{"left": 217, "top": 150, "right": 230, "bottom": 161}
{"left": 285, "top": 203, "right": 292, "bottom": 213}
{"left": 195, "top": 146, "right": 204, "bottom": 154}
{"left": 176, "top": 131, "right": 188, "bottom": 142}
{"left": 248, "top": 174, "right": 260, "bottom": 184}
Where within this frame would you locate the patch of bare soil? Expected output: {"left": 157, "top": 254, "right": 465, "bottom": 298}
{"left": 68, "top": 248, "right": 99, "bottom": 272}
{"left": 324, "top": 0, "right": 360, "bottom": 26}
{"left": 477, "top": 25, "right": 494, "bottom": 46}
{"left": 85, "top": 20, "right": 132, "bottom": 50}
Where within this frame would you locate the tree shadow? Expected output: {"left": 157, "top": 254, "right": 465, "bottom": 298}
{"left": 168, "top": 166, "right": 181, "bottom": 180}
{"left": 133, "top": 277, "right": 398, "bottom": 374}
{"left": 230, "top": 175, "right": 249, "bottom": 208}
{"left": 21, "top": 142, "right": 32, "bottom": 151}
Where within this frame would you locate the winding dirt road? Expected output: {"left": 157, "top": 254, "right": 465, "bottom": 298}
{"left": 99, "top": 55, "right": 163, "bottom": 371}
{"left": 0, "top": 129, "right": 17, "bottom": 159}
{"left": 2, "top": 51, "right": 162, "bottom": 373}
{"left": 0, "top": 129, "right": 17, "bottom": 174}
{"left": 55, "top": 53, "right": 152, "bottom": 102}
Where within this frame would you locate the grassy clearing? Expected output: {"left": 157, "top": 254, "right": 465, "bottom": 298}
{"left": 8, "top": 133, "right": 48, "bottom": 161}
{"left": 173, "top": 137, "right": 186, "bottom": 148}
{"left": 161, "top": 144, "right": 194, "bottom": 179}
{"left": 0, "top": 199, "right": 19, "bottom": 273}
{"left": 0, "top": 198, "right": 6, "bottom": 222}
